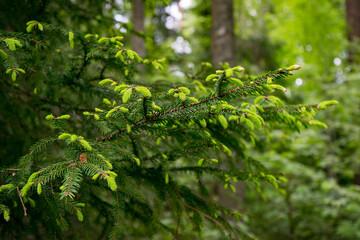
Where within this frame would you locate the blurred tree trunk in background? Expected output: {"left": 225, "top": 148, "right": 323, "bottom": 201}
{"left": 211, "top": 0, "right": 235, "bottom": 67}
{"left": 345, "top": 0, "right": 360, "bottom": 63}
{"left": 346, "top": 0, "right": 360, "bottom": 185}
{"left": 132, "top": 0, "right": 145, "bottom": 58}
{"left": 211, "top": 0, "right": 244, "bottom": 210}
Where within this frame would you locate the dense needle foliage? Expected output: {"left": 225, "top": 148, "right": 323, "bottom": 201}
{"left": 0, "top": 20, "right": 338, "bottom": 239}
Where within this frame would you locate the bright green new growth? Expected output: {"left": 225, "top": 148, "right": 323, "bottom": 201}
{"left": 133, "top": 157, "right": 141, "bottom": 166}
{"left": 20, "top": 182, "right": 33, "bottom": 197}
{"left": 317, "top": 100, "right": 339, "bottom": 110}
{"left": 122, "top": 88, "right": 132, "bottom": 103}
{"left": 28, "top": 171, "right": 40, "bottom": 182}
{"left": 197, "top": 158, "right": 205, "bottom": 166}
{"left": 70, "top": 135, "right": 77, "bottom": 142}
{"left": 0, "top": 184, "right": 15, "bottom": 193}
{"left": 99, "top": 79, "right": 114, "bottom": 86}
{"left": 79, "top": 140, "right": 92, "bottom": 151}
{"left": 4, "top": 38, "right": 22, "bottom": 51}
{"left": 4, "top": 210, "right": 10, "bottom": 222}
{"left": 218, "top": 114, "right": 228, "bottom": 129}
{"left": 45, "top": 114, "right": 54, "bottom": 120}
{"left": 26, "top": 20, "right": 43, "bottom": 32}
{"left": 92, "top": 173, "right": 100, "bottom": 180}
{"left": 135, "top": 86, "right": 151, "bottom": 97}
{"left": 37, "top": 183, "right": 42, "bottom": 195}
{"left": 58, "top": 133, "right": 71, "bottom": 140}
{"left": 76, "top": 210, "right": 83, "bottom": 222}
{"left": 0, "top": 20, "right": 338, "bottom": 240}
{"left": 68, "top": 32, "right": 74, "bottom": 48}
{"left": 57, "top": 115, "right": 71, "bottom": 120}
{"left": 104, "top": 160, "right": 113, "bottom": 169}
{"left": 106, "top": 177, "right": 117, "bottom": 191}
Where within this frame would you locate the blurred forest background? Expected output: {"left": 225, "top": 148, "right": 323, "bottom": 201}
{"left": 1, "top": 0, "right": 360, "bottom": 239}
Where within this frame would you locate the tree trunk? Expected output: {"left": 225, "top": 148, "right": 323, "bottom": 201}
{"left": 346, "top": 0, "right": 360, "bottom": 184}
{"left": 211, "top": 0, "right": 235, "bottom": 67}
{"left": 132, "top": 0, "right": 145, "bottom": 58}
{"left": 345, "top": 0, "right": 360, "bottom": 63}
{"left": 211, "top": 0, "right": 242, "bottom": 210}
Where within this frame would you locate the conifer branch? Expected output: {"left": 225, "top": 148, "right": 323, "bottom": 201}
{"left": 20, "top": 137, "right": 57, "bottom": 179}
{"left": 65, "top": 166, "right": 76, "bottom": 198}
{"left": 76, "top": 39, "right": 89, "bottom": 78}
{"left": 41, "top": 192, "right": 61, "bottom": 221}
{"left": 1, "top": 19, "right": 337, "bottom": 239}
{"left": 97, "top": 70, "right": 289, "bottom": 141}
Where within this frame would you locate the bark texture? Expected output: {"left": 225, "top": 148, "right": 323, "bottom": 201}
{"left": 211, "top": 0, "right": 235, "bottom": 67}
{"left": 346, "top": 0, "right": 360, "bottom": 41}
{"left": 346, "top": 0, "right": 360, "bottom": 181}
{"left": 132, "top": 0, "right": 145, "bottom": 58}
{"left": 345, "top": 0, "right": 360, "bottom": 63}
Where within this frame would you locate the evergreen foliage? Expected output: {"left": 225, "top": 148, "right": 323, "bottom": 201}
{"left": 0, "top": 21, "right": 337, "bottom": 239}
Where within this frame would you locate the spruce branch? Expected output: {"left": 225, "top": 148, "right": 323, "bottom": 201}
{"left": 20, "top": 137, "right": 58, "bottom": 179}
{"left": 97, "top": 69, "right": 291, "bottom": 141}
{"left": 3, "top": 20, "right": 339, "bottom": 239}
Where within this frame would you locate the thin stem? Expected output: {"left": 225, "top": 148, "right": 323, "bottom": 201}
{"left": 171, "top": 184, "right": 236, "bottom": 240}
{"left": 16, "top": 186, "right": 27, "bottom": 216}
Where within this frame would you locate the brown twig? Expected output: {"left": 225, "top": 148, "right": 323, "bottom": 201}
{"left": 170, "top": 184, "right": 236, "bottom": 240}
{"left": 175, "top": 209, "right": 182, "bottom": 239}
{"left": 16, "top": 186, "right": 27, "bottom": 216}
